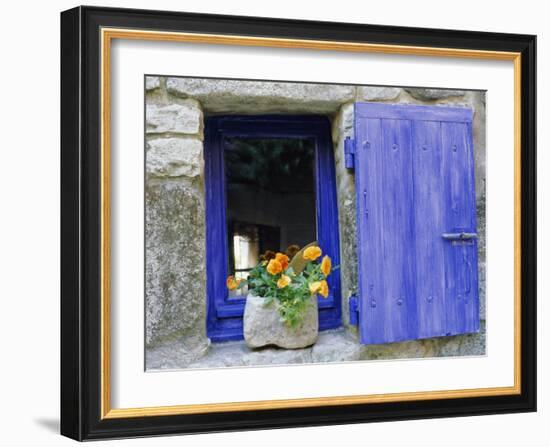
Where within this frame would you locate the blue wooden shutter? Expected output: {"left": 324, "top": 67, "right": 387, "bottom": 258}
{"left": 353, "top": 103, "right": 479, "bottom": 344}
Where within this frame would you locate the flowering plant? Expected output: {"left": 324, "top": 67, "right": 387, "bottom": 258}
{"left": 226, "top": 244, "right": 335, "bottom": 327}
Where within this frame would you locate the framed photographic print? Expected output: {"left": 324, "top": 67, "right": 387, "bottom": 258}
{"left": 60, "top": 5, "right": 537, "bottom": 441}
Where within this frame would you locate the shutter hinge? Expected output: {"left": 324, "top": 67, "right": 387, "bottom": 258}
{"left": 344, "top": 137, "right": 355, "bottom": 170}
{"left": 349, "top": 295, "right": 359, "bottom": 326}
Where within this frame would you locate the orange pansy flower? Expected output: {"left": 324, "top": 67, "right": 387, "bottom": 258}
{"left": 226, "top": 276, "right": 238, "bottom": 290}
{"left": 266, "top": 258, "right": 283, "bottom": 275}
{"left": 275, "top": 252, "right": 290, "bottom": 270}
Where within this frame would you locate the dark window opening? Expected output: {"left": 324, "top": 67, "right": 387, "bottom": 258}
{"left": 224, "top": 138, "right": 317, "bottom": 296}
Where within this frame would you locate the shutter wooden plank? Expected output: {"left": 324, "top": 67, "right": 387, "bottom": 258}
{"left": 379, "top": 118, "right": 417, "bottom": 342}
{"left": 356, "top": 117, "right": 417, "bottom": 344}
{"left": 356, "top": 117, "right": 386, "bottom": 344}
{"left": 442, "top": 121, "right": 480, "bottom": 335}
{"left": 356, "top": 102, "right": 473, "bottom": 123}
{"left": 412, "top": 120, "right": 447, "bottom": 338}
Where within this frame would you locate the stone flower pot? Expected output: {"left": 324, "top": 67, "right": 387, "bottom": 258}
{"left": 243, "top": 293, "right": 319, "bottom": 349}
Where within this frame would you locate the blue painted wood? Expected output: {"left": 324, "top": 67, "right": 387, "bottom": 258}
{"left": 354, "top": 115, "right": 384, "bottom": 343}
{"left": 344, "top": 137, "right": 355, "bottom": 169}
{"left": 412, "top": 120, "right": 447, "bottom": 339}
{"left": 354, "top": 102, "right": 479, "bottom": 345}
{"left": 355, "top": 102, "right": 473, "bottom": 123}
{"left": 348, "top": 295, "right": 359, "bottom": 326}
{"left": 441, "top": 121, "right": 480, "bottom": 336}
{"left": 205, "top": 115, "right": 342, "bottom": 342}
{"left": 315, "top": 119, "right": 343, "bottom": 330}
{"left": 355, "top": 116, "right": 417, "bottom": 344}
{"left": 204, "top": 120, "right": 239, "bottom": 341}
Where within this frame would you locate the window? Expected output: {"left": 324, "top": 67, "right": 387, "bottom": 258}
{"left": 205, "top": 116, "right": 342, "bottom": 342}
{"left": 351, "top": 103, "right": 480, "bottom": 344}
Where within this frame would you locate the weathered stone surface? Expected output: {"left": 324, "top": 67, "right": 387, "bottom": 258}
{"left": 145, "top": 180, "right": 208, "bottom": 361}
{"left": 145, "top": 76, "right": 160, "bottom": 91}
{"left": 336, "top": 195, "right": 358, "bottom": 328}
{"left": 332, "top": 103, "right": 358, "bottom": 325}
{"left": 146, "top": 137, "right": 203, "bottom": 178}
{"left": 311, "top": 330, "right": 362, "bottom": 362}
{"left": 361, "top": 338, "right": 439, "bottom": 360}
{"left": 166, "top": 77, "right": 355, "bottom": 114}
{"left": 245, "top": 346, "right": 313, "bottom": 365}
{"left": 333, "top": 102, "right": 354, "bottom": 140}
{"left": 357, "top": 86, "right": 401, "bottom": 101}
{"left": 243, "top": 294, "right": 319, "bottom": 349}
{"left": 405, "top": 88, "right": 465, "bottom": 100}
{"left": 145, "top": 337, "right": 210, "bottom": 370}
{"left": 146, "top": 325, "right": 486, "bottom": 370}
{"left": 146, "top": 100, "right": 202, "bottom": 136}
{"left": 470, "top": 91, "right": 487, "bottom": 202}
{"left": 477, "top": 193, "right": 487, "bottom": 320}
{"left": 436, "top": 321, "right": 486, "bottom": 357}
{"left": 359, "top": 322, "right": 486, "bottom": 360}
{"left": 167, "top": 338, "right": 315, "bottom": 370}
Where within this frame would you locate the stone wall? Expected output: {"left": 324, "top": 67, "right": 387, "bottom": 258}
{"left": 145, "top": 75, "right": 486, "bottom": 365}
{"left": 145, "top": 78, "right": 209, "bottom": 364}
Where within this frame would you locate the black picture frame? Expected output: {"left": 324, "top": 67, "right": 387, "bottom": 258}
{"left": 61, "top": 5, "right": 536, "bottom": 441}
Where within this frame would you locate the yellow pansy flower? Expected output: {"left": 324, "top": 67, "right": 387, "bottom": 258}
{"left": 309, "top": 281, "right": 321, "bottom": 294}
{"left": 309, "top": 280, "right": 329, "bottom": 298}
{"left": 321, "top": 255, "right": 332, "bottom": 276}
{"left": 277, "top": 274, "right": 291, "bottom": 289}
{"left": 303, "top": 246, "right": 322, "bottom": 261}
{"left": 318, "top": 280, "right": 329, "bottom": 298}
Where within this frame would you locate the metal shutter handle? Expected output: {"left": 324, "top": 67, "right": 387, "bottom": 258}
{"left": 441, "top": 232, "right": 478, "bottom": 241}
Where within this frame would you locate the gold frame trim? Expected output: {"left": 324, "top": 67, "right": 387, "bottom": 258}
{"left": 100, "top": 28, "right": 522, "bottom": 419}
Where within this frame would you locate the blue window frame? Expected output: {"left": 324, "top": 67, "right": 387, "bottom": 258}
{"left": 205, "top": 115, "right": 342, "bottom": 342}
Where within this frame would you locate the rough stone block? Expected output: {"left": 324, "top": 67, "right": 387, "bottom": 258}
{"left": 357, "top": 86, "right": 401, "bottom": 101}
{"left": 332, "top": 102, "right": 355, "bottom": 143}
{"left": 145, "top": 322, "right": 486, "bottom": 370}
{"left": 145, "top": 180, "right": 208, "bottom": 358}
{"left": 166, "top": 77, "right": 355, "bottom": 114}
{"left": 405, "top": 88, "right": 465, "bottom": 100}
{"left": 477, "top": 193, "right": 486, "bottom": 320}
{"left": 146, "top": 137, "right": 203, "bottom": 178}
{"left": 436, "top": 321, "right": 486, "bottom": 357}
{"left": 361, "top": 338, "right": 439, "bottom": 360}
{"left": 332, "top": 104, "right": 358, "bottom": 317}
{"left": 243, "top": 294, "right": 319, "bottom": 349}
{"left": 146, "top": 100, "right": 202, "bottom": 135}
{"left": 145, "top": 76, "right": 160, "bottom": 91}
{"left": 311, "top": 330, "right": 361, "bottom": 362}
